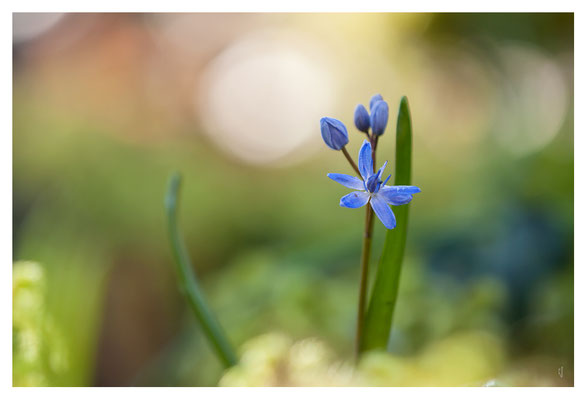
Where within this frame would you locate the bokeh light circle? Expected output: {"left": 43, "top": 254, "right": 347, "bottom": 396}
{"left": 196, "top": 29, "right": 336, "bottom": 166}
{"left": 493, "top": 43, "right": 568, "bottom": 156}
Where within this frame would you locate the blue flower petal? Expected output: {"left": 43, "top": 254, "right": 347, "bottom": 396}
{"left": 379, "top": 192, "right": 413, "bottom": 206}
{"left": 380, "top": 185, "right": 421, "bottom": 195}
{"left": 370, "top": 196, "right": 397, "bottom": 229}
{"left": 340, "top": 191, "right": 370, "bottom": 209}
{"left": 327, "top": 173, "right": 364, "bottom": 190}
{"left": 358, "top": 140, "right": 373, "bottom": 180}
{"left": 375, "top": 161, "right": 388, "bottom": 180}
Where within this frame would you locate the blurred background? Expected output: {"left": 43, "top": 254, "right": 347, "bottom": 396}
{"left": 12, "top": 13, "right": 573, "bottom": 386}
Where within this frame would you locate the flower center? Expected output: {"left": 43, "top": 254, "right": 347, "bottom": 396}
{"left": 365, "top": 174, "right": 381, "bottom": 193}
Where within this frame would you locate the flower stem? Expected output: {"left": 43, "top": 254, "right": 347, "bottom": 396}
{"left": 355, "top": 133, "right": 379, "bottom": 360}
{"left": 355, "top": 202, "right": 374, "bottom": 360}
{"left": 341, "top": 146, "right": 361, "bottom": 176}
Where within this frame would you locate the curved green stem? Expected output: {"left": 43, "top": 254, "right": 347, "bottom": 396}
{"left": 165, "top": 172, "right": 238, "bottom": 369}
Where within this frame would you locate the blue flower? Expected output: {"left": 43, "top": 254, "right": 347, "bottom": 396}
{"left": 370, "top": 100, "right": 389, "bottom": 136}
{"left": 354, "top": 104, "right": 370, "bottom": 133}
{"left": 320, "top": 117, "right": 349, "bottom": 150}
{"left": 369, "top": 94, "right": 383, "bottom": 110}
{"left": 327, "top": 140, "right": 421, "bottom": 229}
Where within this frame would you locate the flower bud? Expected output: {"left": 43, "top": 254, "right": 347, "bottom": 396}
{"left": 353, "top": 104, "right": 370, "bottom": 133}
{"left": 369, "top": 94, "right": 384, "bottom": 110}
{"left": 320, "top": 117, "right": 349, "bottom": 150}
{"left": 370, "top": 100, "right": 389, "bottom": 136}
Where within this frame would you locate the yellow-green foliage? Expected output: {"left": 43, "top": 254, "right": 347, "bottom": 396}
{"left": 219, "top": 330, "right": 506, "bottom": 387}
{"left": 219, "top": 332, "right": 357, "bottom": 386}
{"left": 359, "top": 331, "right": 506, "bottom": 386}
{"left": 13, "top": 261, "right": 68, "bottom": 387}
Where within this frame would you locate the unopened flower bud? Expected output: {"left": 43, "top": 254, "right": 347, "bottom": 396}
{"left": 369, "top": 94, "right": 384, "bottom": 110}
{"left": 370, "top": 100, "right": 389, "bottom": 136}
{"left": 353, "top": 104, "right": 370, "bottom": 133}
{"left": 320, "top": 117, "right": 349, "bottom": 150}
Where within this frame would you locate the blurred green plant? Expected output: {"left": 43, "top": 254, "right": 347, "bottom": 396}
{"left": 14, "top": 211, "right": 108, "bottom": 386}
{"left": 13, "top": 261, "right": 68, "bottom": 386}
{"left": 165, "top": 172, "right": 238, "bottom": 368}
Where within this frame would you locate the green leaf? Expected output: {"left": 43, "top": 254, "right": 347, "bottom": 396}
{"left": 165, "top": 172, "right": 238, "bottom": 368}
{"left": 361, "top": 96, "right": 413, "bottom": 352}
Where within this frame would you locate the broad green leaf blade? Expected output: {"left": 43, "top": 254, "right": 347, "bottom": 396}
{"left": 361, "top": 96, "right": 413, "bottom": 352}
{"left": 165, "top": 172, "right": 238, "bottom": 368}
